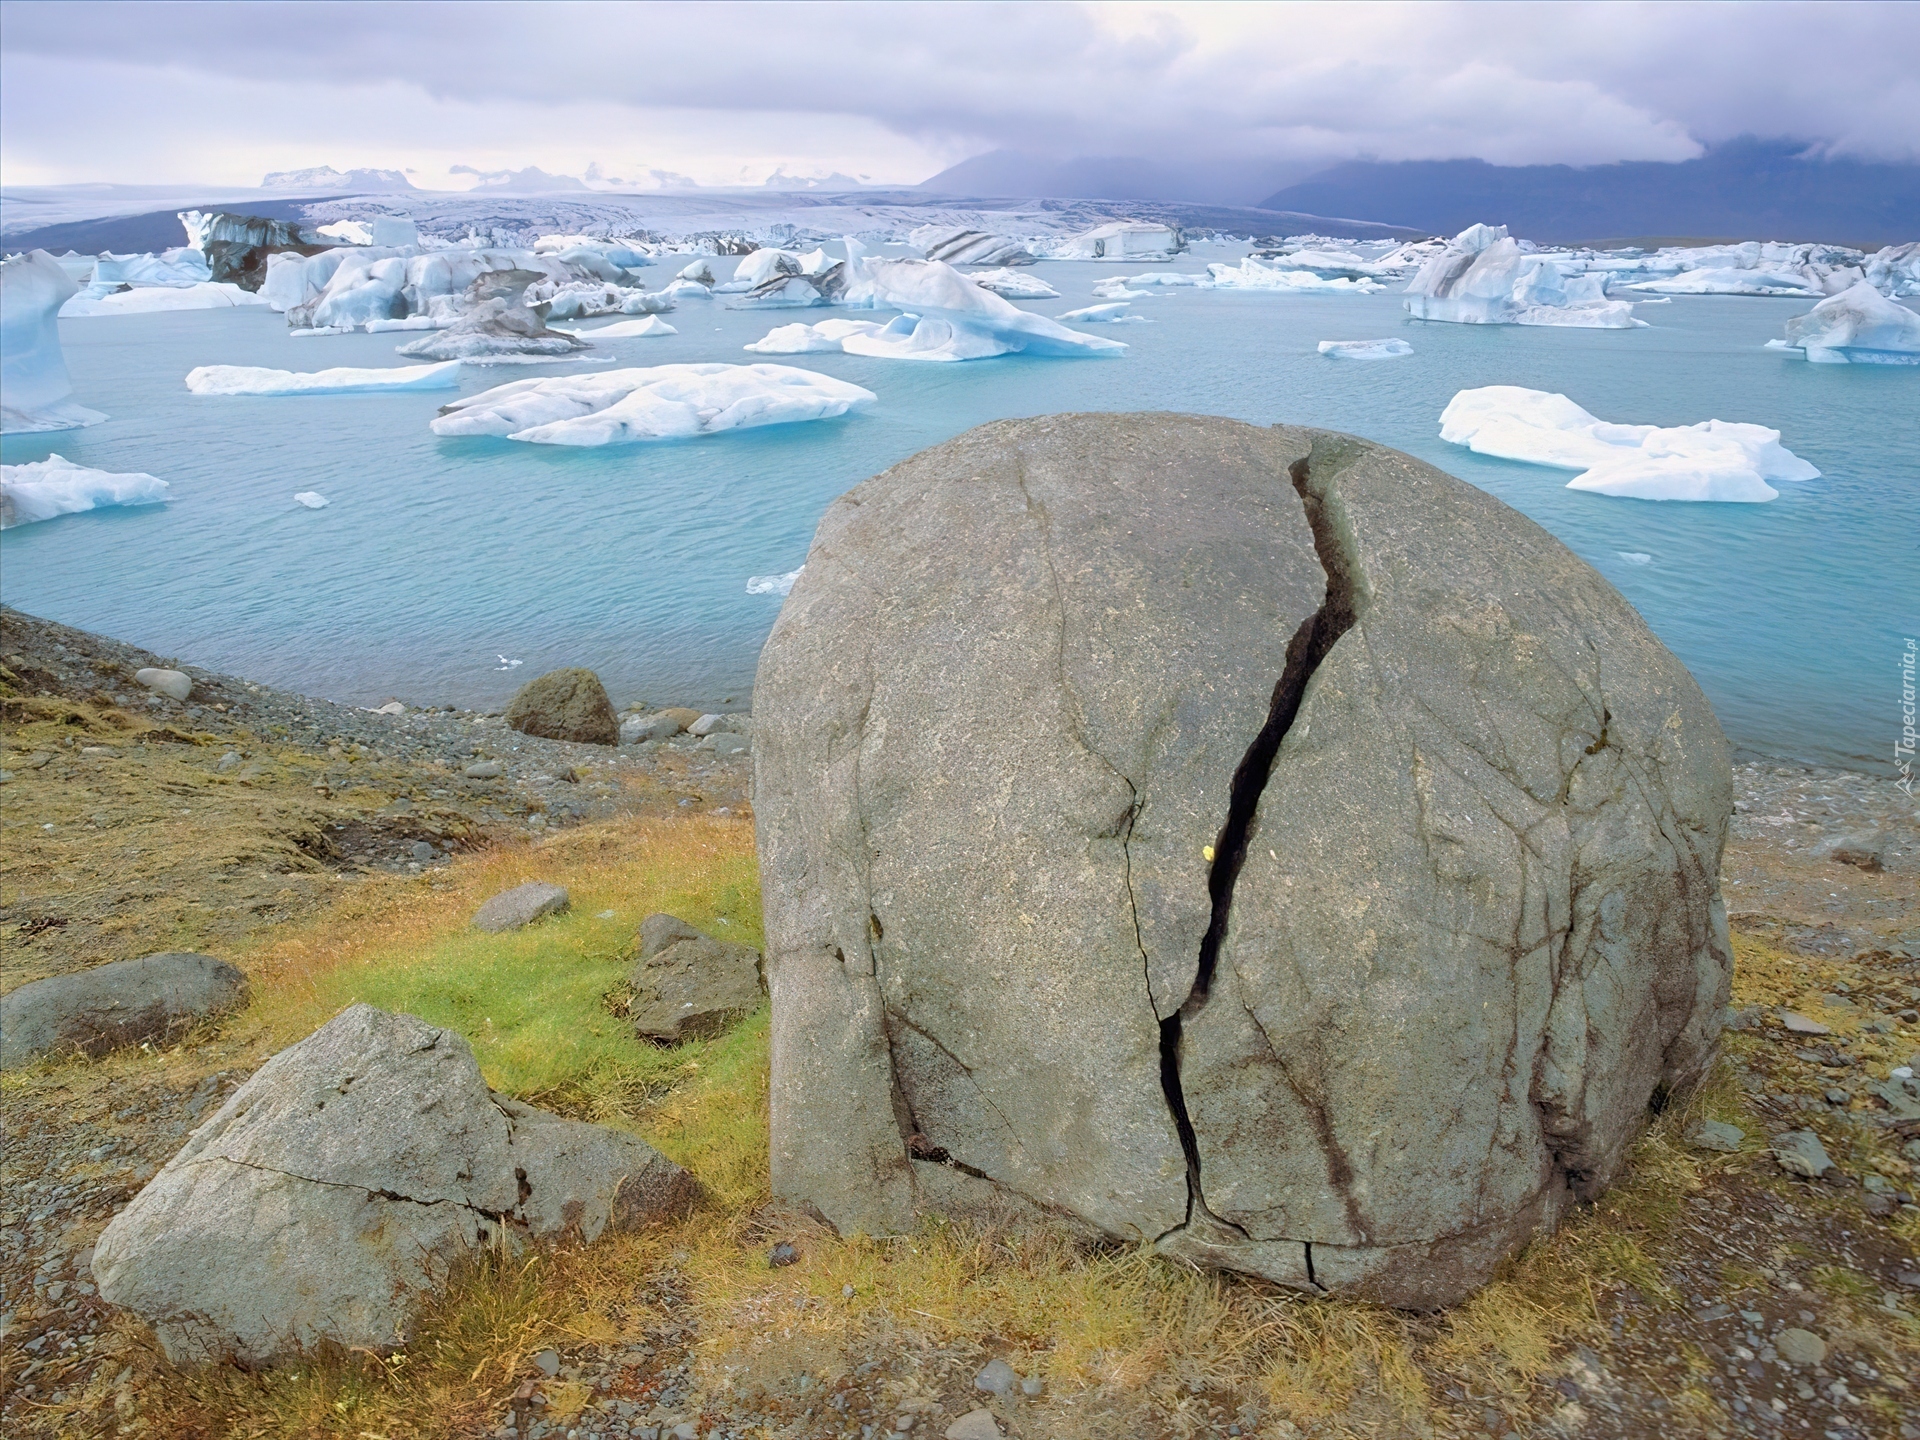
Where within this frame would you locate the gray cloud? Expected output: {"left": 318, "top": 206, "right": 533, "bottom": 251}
{"left": 1, "top": 0, "right": 1914, "bottom": 186}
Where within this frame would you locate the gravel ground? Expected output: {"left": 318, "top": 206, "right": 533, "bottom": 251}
{"left": 3, "top": 608, "right": 1918, "bottom": 1440}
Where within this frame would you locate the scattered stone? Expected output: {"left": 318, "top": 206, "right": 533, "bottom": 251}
{"left": 411, "top": 841, "right": 438, "bottom": 862}
{"left": 945, "top": 1411, "right": 1003, "bottom": 1440}
{"left": 1774, "top": 1328, "right": 1828, "bottom": 1366}
{"left": 1781, "top": 1013, "right": 1833, "bottom": 1036}
{"left": 464, "top": 760, "right": 505, "bottom": 779}
{"left": 533, "top": 1349, "right": 561, "bottom": 1377}
{"left": 1724, "top": 1005, "right": 1763, "bottom": 1031}
{"left": 0, "top": 952, "right": 249, "bottom": 1069}
{"left": 91, "top": 1005, "right": 696, "bottom": 1365}
{"left": 1822, "top": 832, "right": 1887, "bottom": 872}
{"left": 1872, "top": 1073, "right": 1920, "bottom": 1119}
{"left": 1687, "top": 1120, "right": 1745, "bottom": 1153}
{"left": 1772, "top": 1130, "right": 1834, "bottom": 1178}
{"left": 473, "top": 882, "right": 570, "bottom": 933}
{"left": 769, "top": 1241, "right": 798, "bottom": 1268}
{"left": 697, "top": 732, "right": 750, "bottom": 756}
{"left": 974, "top": 1358, "right": 1017, "bottom": 1395}
{"left": 1021, "top": 1374, "right": 1045, "bottom": 1397}
{"left": 754, "top": 414, "right": 1734, "bottom": 1309}
{"left": 505, "top": 668, "right": 619, "bottom": 747}
{"left": 620, "top": 712, "right": 682, "bottom": 745}
{"left": 688, "top": 714, "right": 728, "bottom": 737}
{"left": 629, "top": 914, "right": 764, "bottom": 1043}
{"left": 133, "top": 667, "right": 191, "bottom": 702}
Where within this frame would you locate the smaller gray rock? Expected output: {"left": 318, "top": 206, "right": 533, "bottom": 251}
{"left": 1, "top": 953, "right": 248, "bottom": 1069}
{"left": 1872, "top": 1073, "right": 1920, "bottom": 1120}
{"left": 620, "top": 713, "right": 682, "bottom": 745}
{"left": 1774, "top": 1327, "right": 1828, "bottom": 1366}
{"left": 1020, "top": 1374, "right": 1045, "bottom": 1397}
{"left": 465, "top": 760, "right": 505, "bottom": 779}
{"left": 216, "top": 751, "right": 241, "bottom": 772}
{"left": 411, "top": 841, "right": 438, "bottom": 862}
{"left": 687, "top": 713, "right": 728, "bottom": 737}
{"left": 473, "top": 882, "right": 570, "bottom": 933}
{"left": 1772, "top": 1130, "right": 1834, "bottom": 1178}
{"left": 533, "top": 1349, "right": 561, "bottom": 1376}
{"left": 1822, "top": 832, "right": 1887, "bottom": 872}
{"left": 1687, "top": 1120, "right": 1744, "bottom": 1153}
{"left": 630, "top": 915, "right": 764, "bottom": 1043}
{"left": 1781, "top": 1012, "right": 1832, "bottom": 1036}
{"left": 696, "top": 732, "right": 750, "bottom": 756}
{"left": 769, "top": 1241, "right": 798, "bottom": 1267}
{"left": 133, "top": 667, "right": 192, "bottom": 702}
{"left": 945, "top": 1412, "right": 1002, "bottom": 1440}
{"left": 974, "top": 1358, "right": 1017, "bottom": 1395}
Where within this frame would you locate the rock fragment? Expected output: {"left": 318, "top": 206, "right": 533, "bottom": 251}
{"left": 505, "top": 667, "right": 618, "bottom": 746}
{"left": 1, "top": 952, "right": 247, "bottom": 1068}
{"left": 629, "top": 913, "right": 764, "bottom": 1042}
{"left": 473, "top": 881, "right": 570, "bottom": 933}
{"left": 133, "top": 667, "right": 191, "bottom": 702}
{"left": 1772, "top": 1130, "right": 1834, "bottom": 1178}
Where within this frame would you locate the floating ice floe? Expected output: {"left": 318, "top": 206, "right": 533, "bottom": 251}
{"left": 1406, "top": 225, "right": 1643, "bottom": 328}
{"left": 0, "top": 455, "right": 167, "bottom": 528}
{"left": 964, "top": 267, "right": 1058, "bottom": 300}
{"left": 1091, "top": 280, "right": 1153, "bottom": 300}
{"left": 2, "top": 250, "right": 107, "bottom": 433}
{"left": 843, "top": 258, "right": 1126, "bottom": 358}
{"left": 560, "top": 315, "right": 677, "bottom": 339}
{"left": 91, "top": 248, "right": 212, "bottom": 288}
{"left": 540, "top": 281, "right": 675, "bottom": 320}
{"left": 1439, "top": 385, "right": 1819, "bottom": 502}
{"left": 746, "top": 568, "right": 804, "bottom": 596}
{"left": 743, "top": 318, "right": 890, "bottom": 354}
{"left": 60, "top": 281, "right": 266, "bottom": 317}
{"left": 1318, "top": 338, "right": 1413, "bottom": 360}
{"left": 293, "top": 492, "right": 329, "bottom": 509}
{"left": 715, "top": 248, "right": 804, "bottom": 293}
{"left": 725, "top": 273, "right": 831, "bottom": 310}
{"left": 1057, "top": 302, "right": 1147, "bottom": 323}
{"left": 911, "top": 227, "right": 1035, "bottom": 267}
{"left": 1767, "top": 282, "right": 1920, "bottom": 364}
{"left": 185, "top": 361, "right": 463, "bottom": 395}
{"left": 1617, "top": 552, "right": 1652, "bottom": 564}
{"left": 397, "top": 271, "right": 594, "bottom": 361}
{"left": 1052, "top": 222, "right": 1184, "bottom": 262}
{"left": 1207, "top": 258, "right": 1386, "bottom": 293}
{"left": 1624, "top": 267, "right": 1822, "bottom": 298}
{"left": 430, "top": 363, "right": 876, "bottom": 444}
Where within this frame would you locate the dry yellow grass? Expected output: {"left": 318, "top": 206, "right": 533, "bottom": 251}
{"left": 19, "top": 813, "right": 1917, "bottom": 1439}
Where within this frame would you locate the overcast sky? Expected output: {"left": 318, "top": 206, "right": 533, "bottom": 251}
{"left": 2, "top": 0, "right": 1915, "bottom": 189}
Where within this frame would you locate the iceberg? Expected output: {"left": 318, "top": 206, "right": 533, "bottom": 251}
{"left": 1056, "top": 222, "right": 1184, "bottom": 261}
{"left": 725, "top": 273, "right": 831, "bottom": 309}
{"left": 1625, "top": 267, "right": 1822, "bottom": 297}
{"left": 1056, "top": 302, "right": 1146, "bottom": 323}
{"left": 1864, "top": 242, "right": 1920, "bottom": 298}
{"left": 841, "top": 258, "right": 1126, "bottom": 358}
{"left": 560, "top": 315, "right": 677, "bottom": 339}
{"left": 92, "top": 248, "right": 212, "bottom": 288}
{"left": 910, "top": 227, "right": 1035, "bottom": 267}
{"left": 185, "top": 361, "right": 463, "bottom": 395}
{"left": 1406, "top": 225, "right": 1643, "bottom": 328}
{"left": 1205, "top": 258, "right": 1385, "bottom": 293}
{"left": 838, "top": 313, "right": 1019, "bottom": 362}
{"left": 429, "top": 363, "right": 875, "bottom": 444}
{"left": 60, "top": 282, "right": 266, "bottom": 317}
{"left": 317, "top": 220, "right": 375, "bottom": 246}
{"left": 675, "top": 258, "right": 718, "bottom": 287}
{"left": 1439, "top": 385, "right": 1819, "bottom": 502}
{"left": 1771, "top": 281, "right": 1920, "bottom": 364}
{"left": 293, "top": 492, "right": 329, "bottom": 509}
{"left": 1, "top": 250, "right": 107, "bottom": 433}
{"left": 1318, "top": 338, "right": 1413, "bottom": 359}
{"left": 746, "top": 567, "right": 804, "bottom": 596}
{"left": 1, "top": 455, "right": 166, "bottom": 528}
{"left": 963, "top": 268, "right": 1059, "bottom": 300}
{"left": 716, "top": 248, "right": 802, "bottom": 293}
{"left": 397, "top": 270, "right": 593, "bottom": 361}
{"left": 744, "top": 318, "right": 889, "bottom": 354}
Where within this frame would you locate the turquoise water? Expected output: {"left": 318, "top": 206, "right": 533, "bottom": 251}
{"left": 3, "top": 255, "right": 1914, "bottom": 771}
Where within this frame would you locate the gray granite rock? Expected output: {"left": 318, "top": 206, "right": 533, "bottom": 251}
{"left": 752, "top": 414, "right": 1733, "bottom": 1309}
{"left": 1687, "top": 1120, "right": 1745, "bottom": 1153}
{"left": 90, "top": 1004, "right": 695, "bottom": 1366}
{"left": 621, "top": 712, "right": 683, "bottom": 745}
{"left": 1, "top": 952, "right": 248, "bottom": 1068}
{"left": 630, "top": 914, "right": 764, "bottom": 1042}
{"left": 473, "top": 881, "right": 570, "bottom": 933}
{"left": 133, "top": 667, "right": 192, "bottom": 702}
{"left": 1772, "top": 1130, "right": 1834, "bottom": 1178}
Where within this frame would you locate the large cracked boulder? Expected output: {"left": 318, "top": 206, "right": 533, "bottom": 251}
{"left": 92, "top": 1004, "right": 696, "bottom": 1365}
{"left": 751, "top": 413, "right": 1732, "bottom": 1308}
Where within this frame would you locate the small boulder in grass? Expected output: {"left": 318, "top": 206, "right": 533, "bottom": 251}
{"left": 1686, "top": 1119, "right": 1744, "bottom": 1153}
{"left": 473, "top": 881, "right": 569, "bottom": 933}
{"left": 133, "top": 667, "right": 192, "bottom": 702}
{"left": 0, "top": 952, "right": 247, "bottom": 1069}
{"left": 630, "top": 914, "right": 764, "bottom": 1042}
{"left": 1772, "top": 1129, "right": 1834, "bottom": 1178}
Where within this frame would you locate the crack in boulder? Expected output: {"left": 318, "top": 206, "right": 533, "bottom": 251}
{"left": 1155, "top": 443, "right": 1364, "bottom": 1244}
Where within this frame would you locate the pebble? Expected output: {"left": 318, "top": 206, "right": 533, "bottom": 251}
{"left": 1771, "top": 1130, "right": 1834, "bottom": 1178}
{"left": 768, "top": 1242, "right": 798, "bottom": 1268}
{"left": 1781, "top": 1013, "right": 1832, "bottom": 1036}
{"left": 1687, "top": 1119, "right": 1744, "bottom": 1153}
{"left": 974, "top": 1358, "right": 1017, "bottom": 1395}
{"left": 944, "top": 1411, "right": 1002, "bottom": 1440}
{"left": 1774, "top": 1327, "right": 1828, "bottom": 1365}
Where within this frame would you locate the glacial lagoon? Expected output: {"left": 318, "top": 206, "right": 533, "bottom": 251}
{"left": 1, "top": 252, "right": 1913, "bottom": 771}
